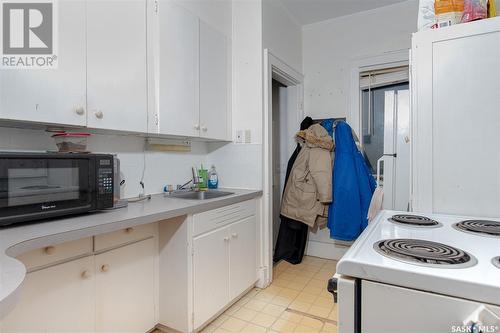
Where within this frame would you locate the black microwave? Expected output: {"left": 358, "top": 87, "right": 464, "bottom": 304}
{"left": 0, "top": 153, "right": 114, "bottom": 226}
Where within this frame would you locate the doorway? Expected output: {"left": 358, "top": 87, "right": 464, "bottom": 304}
{"left": 262, "top": 50, "right": 304, "bottom": 287}
{"left": 271, "top": 79, "right": 287, "bottom": 249}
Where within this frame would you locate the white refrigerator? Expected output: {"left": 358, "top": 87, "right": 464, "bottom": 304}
{"left": 377, "top": 89, "right": 411, "bottom": 211}
{"left": 411, "top": 17, "right": 500, "bottom": 217}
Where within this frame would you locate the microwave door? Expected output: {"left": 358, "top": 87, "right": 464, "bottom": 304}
{"left": 7, "top": 165, "right": 81, "bottom": 207}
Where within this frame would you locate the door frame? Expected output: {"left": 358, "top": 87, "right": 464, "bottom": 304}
{"left": 261, "top": 49, "right": 304, "bottom": 287}
{"left": 348, "top": 50, "right": 410, "bottom": 141}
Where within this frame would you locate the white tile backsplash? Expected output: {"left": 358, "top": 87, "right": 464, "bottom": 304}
{"left": 0, "top": 127, "right": 209, "bottom": 198}
{"left": 0, "top": 127, "right": 263, "bottom": 198}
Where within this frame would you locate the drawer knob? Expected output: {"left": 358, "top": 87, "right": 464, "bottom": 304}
{"left": 231, "top": 233, "right": 238, "bottom": 238}
{"left": 201, "top": 126, "right": 208, "bottom": 132}
{"left": 194, "top": 124, "right": 200, "bottom": 130}
{"left": 44, "top": 246, "right": 55, "bottom": 255}
{"left": 94, "top": 110, "right": 104, "bottom": 119}
{"left": 81, "top": 270, "right": 91, "bottom": 279}
{"left": 101, "top": 264, "right": 110, "bottom": 272}
{"left": 223, "top": 237, "right": 230, "bottom": 242}
{"left": 125, "top": 227, "right": 134, "bottom": 234}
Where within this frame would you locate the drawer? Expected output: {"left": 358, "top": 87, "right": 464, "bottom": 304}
{"left": 94, "top": 223, "right": 156, "bottom": 252}
{"left": 17, "top": 237, "right": 93, "bottom": 271}
{"left": 193, "top": 200, "right": 256, "bottom": 236}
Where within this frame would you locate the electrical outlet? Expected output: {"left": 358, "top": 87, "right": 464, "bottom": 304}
{"left": 236, "top": 130, "right": 243, "bottom": 143}
{"left": 244, "top": 130, "right": 252, "bottom": 144}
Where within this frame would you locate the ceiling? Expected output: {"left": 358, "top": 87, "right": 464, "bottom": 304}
{"left": 279, "top": 0, "right": 410, "bottom": 25}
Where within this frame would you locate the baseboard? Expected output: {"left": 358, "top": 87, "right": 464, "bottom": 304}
{"left": 305, "top": 240, "right": 349, "bottom": 261}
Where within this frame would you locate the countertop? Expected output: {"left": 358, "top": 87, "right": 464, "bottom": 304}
{"left": 0, "top": 188, "right": 262, "bottom": 319}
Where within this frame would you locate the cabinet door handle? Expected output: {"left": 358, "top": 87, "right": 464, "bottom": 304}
{"left": 81, "top": 270, "right": 91, "bottom": 279}
{"left": 125, "top": 227, "right": 134, "bottom": 234}
{"left": 231, "top": 233, "right": 238, "bottom": 238}
{"left": 44, "top": 246, "right": 55, "bottom": 255}
{"left": 94, "top": 110, "right": 104, "bottom": 119}
{"left": 101, "top": 264, "right": 110, "bottom": 273}
{"left": 75, "top": 107, "right": 85, "bottom": 116}
{"left": 223, "top": 237, "right": 230, "bottom": 242}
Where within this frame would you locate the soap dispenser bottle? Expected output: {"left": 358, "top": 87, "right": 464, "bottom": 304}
{"left": 208, "top": 165, "right": 219, "bottom": 189}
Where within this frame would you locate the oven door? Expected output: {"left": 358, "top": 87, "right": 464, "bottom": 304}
{"left": 361, "top": 280, "right": 500, "bottom": 333}
{"left": 0, "top": 157, "right": 94, "bottom": 225}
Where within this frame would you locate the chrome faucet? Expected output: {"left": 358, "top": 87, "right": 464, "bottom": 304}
{"left": 191, "top": 167, "right": 200, "bottom": 188}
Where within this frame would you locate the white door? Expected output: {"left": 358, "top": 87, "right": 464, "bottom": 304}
{"left": 0, "top": 0, "right": 87, "bottom": 126}
{"left": 0, "top": 256, "right": 95, "bottom": 333}
{"left": 199, "top": 21, "right": 228, "bottom": 140}
{"left": 95, "top": 238, "right": 156, "bottom": 333}
{"left": 153, "top": 1, "right": 200, "bottom": 137}
{"left": 229, "top": 216, "right": 257, "bottom": 299}
{"left": 86, "top": 0, "right": 148, "bottom": 133}
{"left": 193, "top": 226, "right": 230, "bottom": 328}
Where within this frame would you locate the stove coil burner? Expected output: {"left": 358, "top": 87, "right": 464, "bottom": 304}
{"left": 389, "top": 214, "right": 441, "bottom": 227}
{"left": 374, "top": 239, "right": 476, "bottom": 268}
{"left": 453, "top": 220, "right": 500, "bottom": 237}
{"left": 493, "top": 257, "right": 500, "bottom": 269}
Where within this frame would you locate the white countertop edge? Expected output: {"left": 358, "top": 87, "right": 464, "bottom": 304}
{"left": 0, "top": 188, "right": 262, "bottom": 319}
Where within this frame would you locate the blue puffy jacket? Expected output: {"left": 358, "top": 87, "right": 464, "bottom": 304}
{"left": 328, "top": 122, "right": 376, "bottom": 241}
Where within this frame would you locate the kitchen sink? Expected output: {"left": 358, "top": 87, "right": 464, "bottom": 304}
{"left": 167, "top": 190, "right": 234, "bottom": 200}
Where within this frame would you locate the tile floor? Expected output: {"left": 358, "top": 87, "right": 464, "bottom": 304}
{"left": 201, "top": 256, "right": 338, "bottom": 333}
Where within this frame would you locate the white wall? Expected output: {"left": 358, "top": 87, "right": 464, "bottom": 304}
{"left": 302, "top": 0, "right": 419, "bottom": 120}
{"left": 206, "top": 0, "right": 264, "bottom": 191}
{"left": 0, "top": 127, "right": 208, "bottom": 199}
{"left": 262, "top": 0, "right": 303, "bottom": 72}
{"left": 302, "top": 0, "right": 419, "bottom": 260}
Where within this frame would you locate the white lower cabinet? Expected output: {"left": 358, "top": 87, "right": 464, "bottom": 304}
{"left": 193, "top": 216, "right": 257, "bottom": 328}
{"left": 95, "top": 238, "right": 156, "bottom": 333}
{"left": 193, "top": 227, "right": 231, "bottom": 328}
{"left": 158, "top": 200, "right": 258, "bottom": 333}
{"left": 0, "top": 256, "right": 95, "bottom": 333}
{"left": 1, "top": 229, "right": 157, "bottom": 333}
{"left": 229, "top": 217, "right": 257, "bottom": 299}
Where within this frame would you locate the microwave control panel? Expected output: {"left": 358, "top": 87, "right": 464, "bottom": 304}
{"left": 96, "top": 158, "right": 114, "bottom": 209}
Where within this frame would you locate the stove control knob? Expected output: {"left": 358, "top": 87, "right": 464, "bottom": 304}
{"left": 327, "top": 277, "right": 338, "bottom": 303}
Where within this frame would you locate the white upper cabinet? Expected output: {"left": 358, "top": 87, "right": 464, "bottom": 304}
{"left": 199, "top": 22, "right": 229, "bottom": 141}
{"left": 86, "top": 0, "right": 148, "bottom": 133}
{"left": 0, "top": 0, "right": 230, "bottom": 139}
{"left": 150, "top": 2, "right": 200, "bottom": 137}
{"left": 150, "top": 3, "right": 230, "bottom": 140}
{"left": 0, "top": 0, "right": 87, "bottom": 126}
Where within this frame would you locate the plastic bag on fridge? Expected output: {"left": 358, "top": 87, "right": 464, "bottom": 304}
{"left": 418, "top": 0, "right": 438, "bottom": 30}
